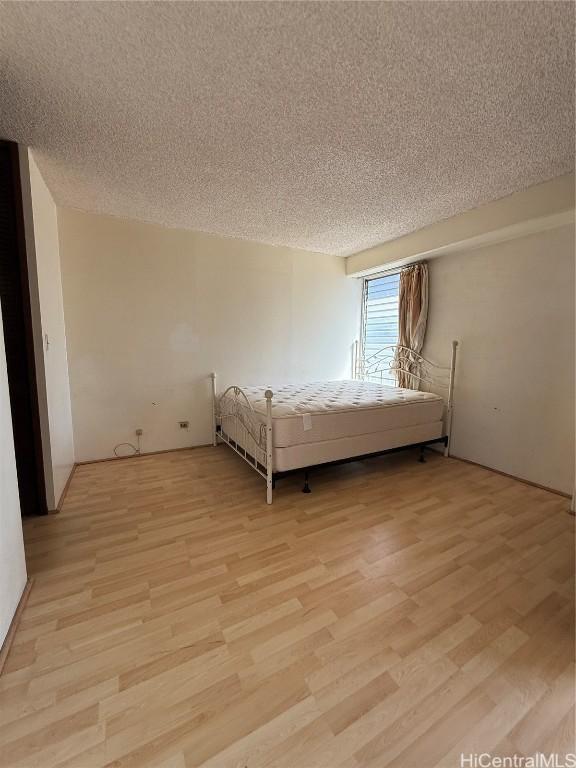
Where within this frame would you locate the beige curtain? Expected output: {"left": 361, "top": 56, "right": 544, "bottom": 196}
{"left": 396, "top": 262, "right": 428, "bottom": 388}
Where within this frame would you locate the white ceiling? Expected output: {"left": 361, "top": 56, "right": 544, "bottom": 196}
{"left": 0, "top": 1, "right": 573, "bottom": 256}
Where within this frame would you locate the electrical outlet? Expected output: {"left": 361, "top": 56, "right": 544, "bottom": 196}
{"left": 135, "top": 428, "right": 143, "bottom": 436}
{"left": 179, "top": 421, "right": 189, "bottom": 429}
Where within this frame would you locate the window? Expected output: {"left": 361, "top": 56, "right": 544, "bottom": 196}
{"left": 360, "top": 271, "right": 400, "bottom": 384}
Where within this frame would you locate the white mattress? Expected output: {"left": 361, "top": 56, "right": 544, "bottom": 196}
{"left": 221, "top": 380, "right": 444, "bottom": 449}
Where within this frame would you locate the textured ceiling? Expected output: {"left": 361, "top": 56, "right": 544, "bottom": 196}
{"left": 0, "top": 1, "right": 574, "bottom": 256}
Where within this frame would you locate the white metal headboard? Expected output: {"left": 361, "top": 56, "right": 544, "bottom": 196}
{"left": 354, "top": 340, "right": 458, "bottom": 455}
{"left": 355, "top": 342, "right": 455, "bottom": 388}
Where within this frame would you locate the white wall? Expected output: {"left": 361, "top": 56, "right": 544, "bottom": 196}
{"left": 26, "top": 152, "right": 75, "bottom": 508}
{"left": 424, "top": 224, "right": 575, "bottom": 494}
{"left": 0, "top": 301, "right": 27, "bottom": 646}
{"left": 58, "top": 208, "right": 361, "bottom": 462}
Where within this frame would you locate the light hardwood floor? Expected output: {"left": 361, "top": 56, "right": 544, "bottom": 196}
{"left": 1, "top": 447, "right": 574, "bottom": 767}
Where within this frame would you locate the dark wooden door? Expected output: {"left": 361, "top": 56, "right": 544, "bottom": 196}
{"left": 0, "top": 140, "right": 48, "bottom": 516}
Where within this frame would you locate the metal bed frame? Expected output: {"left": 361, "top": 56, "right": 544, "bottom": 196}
{"left": 211, "top": 340, "right": 458, "bottom": 505}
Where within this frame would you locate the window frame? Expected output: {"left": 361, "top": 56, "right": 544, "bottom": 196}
{"left": 359, "top": 268, "right": 401, "bottom": 381}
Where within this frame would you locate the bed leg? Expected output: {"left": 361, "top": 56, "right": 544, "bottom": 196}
{"left": 265, "top": 389, "right": 274, "bottom": 505}
{"left": 210, "top": 372, "right": 217, "bottom": 447}
{"left": 444, "top": 340, "right": 458, "bottom": 458}
{"left": 302, "top": 471, "right": 311, "bottom": 494}
{"left": 418, "top": 445, "right": 426, "bottom": 463}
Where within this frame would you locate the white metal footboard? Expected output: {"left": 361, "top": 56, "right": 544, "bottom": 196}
{"left": 210, "top": 374, "right": 274, "bottom": 504}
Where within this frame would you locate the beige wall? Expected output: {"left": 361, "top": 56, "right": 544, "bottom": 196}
{"left": 424, "top": 224, "right": 575, "bottom": 494}
{"left": 58, "top": 209, "right": 361, "bottom": 462}
{"left": 0, "top": 301, "right": 27, "bottom": 645}
{"left": 27, "top": 152, "right": 75, "bottom": 507}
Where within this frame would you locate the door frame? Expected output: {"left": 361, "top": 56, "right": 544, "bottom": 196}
{"left": 0, "top": 139, "right": 48, "bottom": 516}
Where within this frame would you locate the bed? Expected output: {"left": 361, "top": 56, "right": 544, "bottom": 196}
{"left": 211, "top": 341, "right": 458, "bottom": 504}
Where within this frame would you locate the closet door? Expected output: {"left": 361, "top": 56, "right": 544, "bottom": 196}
{"left": 0, "top": 140, "right": 47, "bottom": 516}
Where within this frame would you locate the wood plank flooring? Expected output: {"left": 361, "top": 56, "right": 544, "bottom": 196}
{"left": 1, "top": 447, "right": 574, "bottom": 767}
